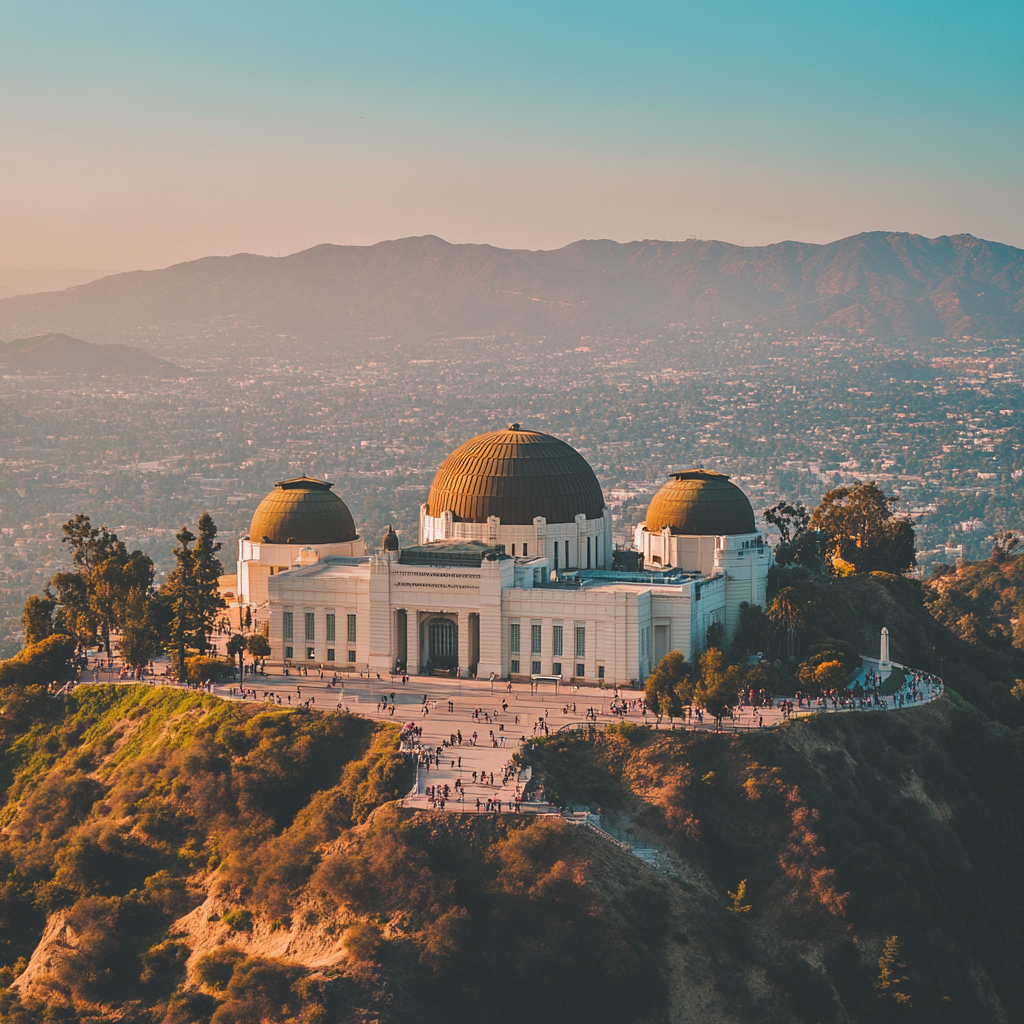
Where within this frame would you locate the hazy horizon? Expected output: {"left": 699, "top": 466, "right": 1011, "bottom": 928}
{"left": 1, "top": 0, "right": 1020, "bottom": 271}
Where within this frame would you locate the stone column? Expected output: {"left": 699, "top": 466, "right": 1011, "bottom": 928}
{"left": 408, "top": 611, "right": 420, "bottom": 674}
{"left": 880, "top": 627, "right": 890, "bottom": 666}
{"left": 457, "top": 612, "right": 471, "bottom": 678}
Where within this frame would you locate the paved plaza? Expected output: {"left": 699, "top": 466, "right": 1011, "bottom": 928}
{"left": 78, "top": 658, "right": 944, "bottom": 819}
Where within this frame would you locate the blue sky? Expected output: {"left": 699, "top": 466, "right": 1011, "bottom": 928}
{"left": 1, "top": 0, "right": 1020, "bottom": 268}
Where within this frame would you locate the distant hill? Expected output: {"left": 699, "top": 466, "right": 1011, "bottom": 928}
{"left": 0, "top": 231, "right": 1019, "bottom": 346}
{"left": 0, "top": 332, "right": 182, "bottom": 376}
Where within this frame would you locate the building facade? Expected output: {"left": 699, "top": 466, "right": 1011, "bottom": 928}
{"left": 236, "top": 426, "right": 771, "bottom": 686}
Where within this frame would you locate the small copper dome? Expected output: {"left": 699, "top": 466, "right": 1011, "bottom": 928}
{"left": 381, "top": 525, "right": 400, "bottom": 551}
{"left": 427, "top": 425, "right": 605, "bottom": 525}
{"left": 249, "top": 476, "right": 357, "bottom": 545}
{"left": 645, "top": 470, "right": 755, "bottom": 536}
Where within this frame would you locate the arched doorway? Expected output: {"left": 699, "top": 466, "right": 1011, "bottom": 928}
{"left": 426, "top": 616, "right": 458, "bottom": 671}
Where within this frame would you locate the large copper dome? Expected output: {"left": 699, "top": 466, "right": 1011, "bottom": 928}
{"left": 427, "top": 424, "right": 605, "bottom": 525}
{"left": 645, "top": 470, "right": 755, "bottom": 536}
{"left": 249, "top": 476, "right": 358, "bottom": 545}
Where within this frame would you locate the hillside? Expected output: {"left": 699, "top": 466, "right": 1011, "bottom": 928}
{"left": 0, "top": 333, "right": 182, "bottom": 376}
{"left": 0, "top": 232, "right": 1019, "bottom": 351}
{"left": 0, "top": 569, "right": 1022, "bottom": 1024}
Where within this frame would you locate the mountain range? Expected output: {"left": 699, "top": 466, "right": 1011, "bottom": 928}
{"left": 0, "top": 231, "right": 1020, "bottom": 348}
{"left": 0, "top": 333, "right": 182, "bottom": 376}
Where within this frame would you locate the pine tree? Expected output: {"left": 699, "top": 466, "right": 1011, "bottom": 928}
{"left": 193, "top": 512, "right": 225, "bottom": 654}
{"left": 163, "top": 527, "right": 197, "bottom": 681}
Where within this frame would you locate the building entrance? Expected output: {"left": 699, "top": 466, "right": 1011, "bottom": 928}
{"left": 426, "top": 616, "right": 458, "bottom": 671}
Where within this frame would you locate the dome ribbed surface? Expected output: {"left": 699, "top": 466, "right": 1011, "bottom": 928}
{"left": 427, "top": 425, "right": 605, "bottom": 525}
{"left": 249, "top": 476, "right": 358, "bottom": 545}
{"left": 645, "top": 470, "right": 755, "bottom": 536}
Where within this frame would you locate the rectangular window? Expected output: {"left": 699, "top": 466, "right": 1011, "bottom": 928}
{"left": 284, "top": 646, "right": 293, "bottom": 660}
{"left": 283, "top": 611, "right": 293, "bottom": 640}
{"left": 552, "top": 624, "right": 563, "bottom": 656}
{"left": 347, "top": 614, "right": 356, "bottom": 643}
{"left": 598, "top": 665, "right": 605, "bottom": 679}
{"left": 510, "top": 659, "right": 520, "bottom": 674}
{"left": 326, "top": 613, "right": 336, "bottom": 642}
{"left": 587, "top": 536, "right": 592, "bottom": 568}
{"left": 305, "top": 612, "right": 315, "bottom": 642}
{"left": 306, "top": 647, "right": 315, "bottom": 660}
{"left": 523, "top": 543, "right": 528, "bottom": 557}
{"left": 531, "top": 623, "right": 542, "bottom": 654}
{"left": 510, "top": 621, "right": 520, "bottom": 654}
{"left": 553, "top": 541, "right": 559, "bottom": 570}
{"left": 552, "top": 661, "right": 562, "bottom": 676}
{"left": 532, "top": 660, "right": 541, "bottom": 675}
{"left": 348, "top": 650, "right": 356, "bottom": 663}
{"left": 576, "top": 663, "right": 585, "bottom": 677}
{"left": 327, "top": 649, "right": 335, "bottom": 662}
{"left": 575, "top": 625, "right": 586, "bottom": 658}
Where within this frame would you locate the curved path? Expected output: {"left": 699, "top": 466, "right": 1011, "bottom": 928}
{"left": 77, "top": 659, "right": 944, "bottom": 817}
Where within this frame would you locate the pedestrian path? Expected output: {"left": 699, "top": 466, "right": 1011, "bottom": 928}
{"left": 75, "top": 658, "right": 945, "bottom": 823}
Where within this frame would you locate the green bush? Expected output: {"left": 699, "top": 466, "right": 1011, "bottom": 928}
{"left": 0, "top": 634, "right": 77, "bottom": 688}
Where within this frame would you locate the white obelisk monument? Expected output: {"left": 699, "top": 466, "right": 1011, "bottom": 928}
{"left": 879, "top": 627, "right": 891, "bottom": 673}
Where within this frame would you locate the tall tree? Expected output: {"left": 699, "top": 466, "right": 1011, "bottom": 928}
{"left": 763, "top": 501, "right": 825, "bottom": 570}
{"left": 162, "top": 527, "right": 198, "bottom": 681}
{"left": 21, "top": 591, "right": 56, "bottom": 647}
{"left": 810, "top": 482, "right": 916, "bottom": 575}
{"left": 119, "top": 588, "right": 160, "bottom": 670}
{"left": 193, "top": 512, "right": 226, "bottom": 654}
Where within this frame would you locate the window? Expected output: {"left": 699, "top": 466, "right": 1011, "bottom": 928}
{"left": 552, "top": 661, "right": 562, "bottom": 676}
{"left": 283, "top": 611, "right": 293, "bottom": 640}
{"left": 511, "top": 544, "right": 516, "bottom": 556}
{"left": 552, "top": 624, "right": 563, "bottom": 656}
{"left": 327, "top": 648, "right": 335, "bottom": 661}
{"left": 523, "top": 543, "right": 528, "bottom": 557}
{"left": 305, "top": 612, "right": 315, "bottom": 642}
{"left": 348, "top": 650, "right": 356, "bottom": 663}
{"left": 284, "top": 646, "right": 293, "bottom": 660}
{"left": 576, "top": 663, "right": 585, "bottom": 677}
{"left": 575, "top": 625, "right": 586, "bottom": 658}
{"left": 532, "top": 661, "right": 541, "bottom": 675}
{"left": 587, "top": 536, "right": 592, "bottom": 568}
{"left": 531, "top": 623, "right": 542, "bottom": 654}
{"left": 347, "top": 614, "right": 357, "bottom": 643}
{"left": 553, "top": 541, "right": 559, "bottom": 570}
{"left": 598, "top": 665, "right": 605, "bottom": 679}
{"left": 510, "top": 659, "right": 520, "bottom": 674}
{"left": 510, "top": 621, "right": 520, "bottom": 653}
{"left": 306, "top": 647, "right": 315, "bottom": 660}
{"left": 326, "top": 613, "right": 336, "bottom": 642}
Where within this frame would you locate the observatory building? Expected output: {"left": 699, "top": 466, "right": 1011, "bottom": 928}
{"left": 236, "top": 425, "right": 770, "bottom": 686}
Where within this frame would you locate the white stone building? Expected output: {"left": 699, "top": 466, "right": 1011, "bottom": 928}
{"left": 236, "top": 426, "right": 771, "bottom": 687}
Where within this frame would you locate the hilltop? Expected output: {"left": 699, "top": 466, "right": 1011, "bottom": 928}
{"left": 0, "top": 232, "right": 1019, "bottom": 353}
{"left": 0, "top": 333, "right": 182, "bottom": 377}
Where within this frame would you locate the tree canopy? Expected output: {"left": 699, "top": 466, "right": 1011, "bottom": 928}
{"left": 810, "top": 482, "right": 916, "bottom": 576}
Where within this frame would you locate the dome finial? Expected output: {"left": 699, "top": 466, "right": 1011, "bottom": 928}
{"left": 509, "top": 422, "right": 521, "bottom": 431}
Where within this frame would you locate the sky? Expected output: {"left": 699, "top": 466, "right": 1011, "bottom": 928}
{"left": 0, "top": 0, "right": 1021, "bottom": 271}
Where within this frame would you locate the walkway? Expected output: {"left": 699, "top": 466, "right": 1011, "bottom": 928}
{"left": 76, "top": 659, "right": 944, "bottom": 824}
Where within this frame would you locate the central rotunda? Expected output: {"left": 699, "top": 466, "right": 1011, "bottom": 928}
{"left": 420, "top": 423, "right": 612, "bottom": 571}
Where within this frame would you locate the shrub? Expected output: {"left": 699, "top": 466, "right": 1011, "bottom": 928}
{"left": 0, "top": 634, "right": 77, "bottom": 688}
{"left": 343, "top": 922, "right": 383, "bottom": 964}
{"left": 139, "top": 940, "right": 189, "bottom": 988}
{"left": 221, "top": 909, "right": 253, "bottom": 932}
{"left": 195, "top": 946, "right": 247, "bottom": 991}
